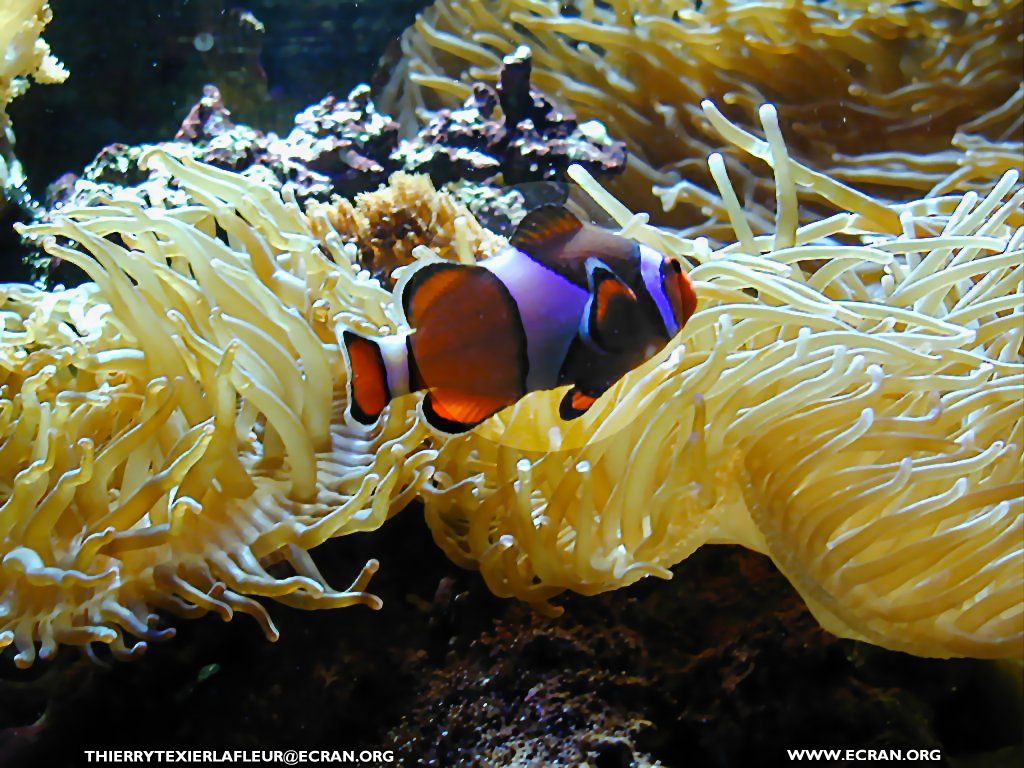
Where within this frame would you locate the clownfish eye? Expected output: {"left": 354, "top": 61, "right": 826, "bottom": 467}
{"left": 661, "top": 259, "right": 698, "bottom": 328}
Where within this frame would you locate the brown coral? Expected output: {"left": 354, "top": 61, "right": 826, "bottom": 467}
{"left": 308, "top": 171, "right": 507, "bottom": 286}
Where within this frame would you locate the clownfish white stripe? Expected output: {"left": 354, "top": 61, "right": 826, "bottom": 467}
{"left": 639, "top": 243, "right": 679, "bottom": 337}
{"left": 482, "top": 246, "right": 588, "bottom": 391}
{"left": 378, "top": 334, "right": 412, "bottom": 397}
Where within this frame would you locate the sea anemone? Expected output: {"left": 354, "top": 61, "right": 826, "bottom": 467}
{"left": 2, "top": 101, "right": 1020, "bottom": 664}
{"left": 0, "top": 0, "right": 66, "bottom": 188}
{"left": 417, "top": 102, "right": 1023, "bottom": 659}
{"left": 382, "top": 0, "right": 1023, "bottom": 232}
{"left": 1, "top": 151, "right": 433, "bottom": 667}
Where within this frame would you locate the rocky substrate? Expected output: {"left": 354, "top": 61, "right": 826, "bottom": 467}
{"left": 2, "top": 508, "right": 1021, "bottom": 768}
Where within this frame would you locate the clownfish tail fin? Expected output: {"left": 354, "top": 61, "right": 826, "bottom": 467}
{"left": 342, "top": 331, "right": 393, "bottom": 425}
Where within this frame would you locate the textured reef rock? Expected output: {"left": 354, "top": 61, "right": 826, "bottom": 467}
{"left": 7, "top": 0, "right": 435, "bottom": 195}
{"left": 44, "top": 84, "right": 400, "bottom": 214}
{"left": 44, "top": 47, "right": 624, "bottom": 213}
{"left": 2, "top": 517, "right": 1019, "bottom": 767}
{"left": 284, "top": 86, "right": 401, "bottom": 198}
{"left": 34, "top": 50, "right": 625, "bottom": 281}
{"left": 395, "top": 46, "right": 627, "bottom": 186}
{"left": 175, "top": 83, "right": 249, "bottom": 145}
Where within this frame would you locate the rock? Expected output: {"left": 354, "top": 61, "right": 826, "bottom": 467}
{"left": 395, "top": 46, "right": 628, "bottom": 186}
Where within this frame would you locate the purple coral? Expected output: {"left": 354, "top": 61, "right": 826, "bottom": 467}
{"left": 395, "top": 46, "right": 627, "bottom": 185}
{"left": 40, "top": 50, "right": 626, "bottom": 231}
{"left": 175, "top": 85, "right": 237, "bottom": 143}
{"left": 280, "top": 85, "right": 400, "bottom": 197}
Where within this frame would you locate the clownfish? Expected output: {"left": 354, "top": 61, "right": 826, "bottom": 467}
{"left": 343, "top": 206, "right": 697, "bottom": 433}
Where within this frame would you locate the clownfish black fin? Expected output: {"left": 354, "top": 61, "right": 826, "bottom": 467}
{"left": 422, "top": 390, "right": 509, "bottom": 434}
{"left": 662, "top": 259, "right": 698, "bottom": 329}
{"left": 582, "top": 260, "right": 641, "bottom": 353}
{"left": 342, "top": 331, "right": 391, "bottom": 425}
{"left": 511, "top": 205, "right": 584, "bottom": 256}
{"left": 559, "top": 386, "right": 601, "bottom": 421}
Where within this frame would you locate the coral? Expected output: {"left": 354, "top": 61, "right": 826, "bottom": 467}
{"left": 277, "top": 85, "right": 402, "bottom": 198}
{"left": 0, "top": 0, "right": 66, "bottom": 130}
{"left": 394, "top": 46, "right": 627, "bottom": 186}
{"left": 383, "top": 0, "right": 1024, "bottom": 231}
{"left": 308, "top": 171, "right": 507, "bottom": 286}
{"left": 2, "top": 152, "right": 434, "bottom": 667}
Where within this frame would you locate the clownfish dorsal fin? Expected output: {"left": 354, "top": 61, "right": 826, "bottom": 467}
{"left": 559, "top": 386, "right": 601, "bottom": 421}
{"left": 511, "top": 205, "right": 584, "bottom": 256}
{"left": 582, "top": 259, "right": 640, "bottom": 353}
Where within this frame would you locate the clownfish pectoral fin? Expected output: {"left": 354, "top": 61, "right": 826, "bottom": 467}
{"left": 559, "top": 386, "right": 601, "bottom": 421}
{"left": 422, "top": 390, "right": 512, "bottom": 434}
{"left": 582, "top": 259, "right": 641, "bottom": 353}
{"left": 510, "top": 205, "right": 584, "bottom": 257}
{"left": 342, "top": 331, "right": 392, "bottom": 425}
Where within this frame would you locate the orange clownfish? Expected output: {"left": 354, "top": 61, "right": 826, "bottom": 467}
{"left": 343, "top": 206, "right": 697, "bottom": 434}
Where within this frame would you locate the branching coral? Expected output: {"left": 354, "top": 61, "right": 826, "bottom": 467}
{"left": 383, "top": 0, "right": 1024, "bottom": 233}
{"left": 0, "top": 0, "right": 66, "bottom": 190}
{"left": 1, "top": 153, "right": 436, "bottom": 667}
{"left": 307, "top": 171, "right": 507, "bottom": 286}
